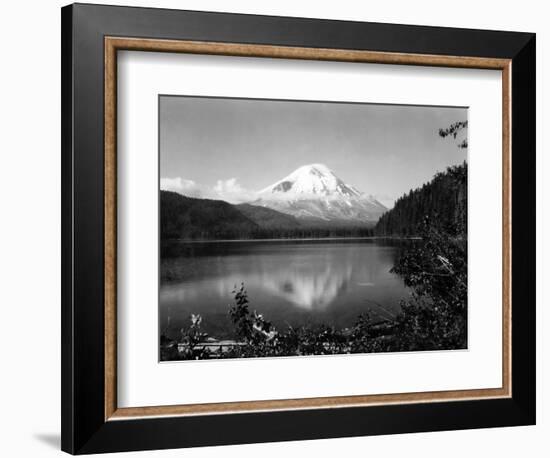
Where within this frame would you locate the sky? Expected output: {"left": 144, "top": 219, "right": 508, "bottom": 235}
{"left": 160, "top": 95, "right": 467, "bottom": 207}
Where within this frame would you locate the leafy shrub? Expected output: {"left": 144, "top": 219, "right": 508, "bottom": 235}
{"left": 389, "top": 218, "right": 467, "bottom": 351}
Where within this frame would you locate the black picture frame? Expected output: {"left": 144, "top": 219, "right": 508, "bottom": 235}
{"left": 61, "top": 3, "right": 536, "bottom": 454}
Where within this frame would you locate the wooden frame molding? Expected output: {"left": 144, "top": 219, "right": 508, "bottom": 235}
{"left": 104, "top": 36, "right": 512, "bottom": 421}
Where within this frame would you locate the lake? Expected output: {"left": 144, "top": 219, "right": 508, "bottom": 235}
{"left": 160, "top": 239, "right": 411, "bottom": 340}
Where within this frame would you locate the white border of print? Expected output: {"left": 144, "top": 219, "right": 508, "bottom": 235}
{"left": 117, "top": 51, "right": 502, "bottom": 408}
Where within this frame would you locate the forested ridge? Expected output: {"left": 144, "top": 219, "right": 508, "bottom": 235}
{"left": 160, "top": 191, "right": 375, "bottom": 241}
{"left": 160, "top": 191, "right": 259, "bottom": 240}
{"left": 375, "top": 162, "right": 467, "bottom": 237}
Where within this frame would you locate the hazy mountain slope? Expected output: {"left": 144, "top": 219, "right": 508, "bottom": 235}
{"left": 235, "top": 203, "right": 301, "bottom": 229}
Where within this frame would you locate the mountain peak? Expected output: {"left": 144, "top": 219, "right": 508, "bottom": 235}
{"left": 297, "top": 163, "right": 332, "bottom": 174}
{"left": 255, "top": 164, "right": 387, "bottom": 222}
{"left": 259, "top": 163, "right": 360, "bottom": 198}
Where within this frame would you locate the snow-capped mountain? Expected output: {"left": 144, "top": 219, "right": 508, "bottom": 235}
{"left": 253, "top": 164, "right": 387, "bottom": 222}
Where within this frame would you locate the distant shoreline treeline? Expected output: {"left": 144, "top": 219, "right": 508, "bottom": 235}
{"left": 162, "top": 226, "right": 376, "bottom": 241}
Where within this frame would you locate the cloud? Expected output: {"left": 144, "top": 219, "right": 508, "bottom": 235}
{"left": 213, "top": 178, "right": 257, "bottom": 204}
{"left": 160, "top": 177, "right": 201, "bottom": 197}
{"left": 160, "top": 176, "right": 256, "bottom": 204}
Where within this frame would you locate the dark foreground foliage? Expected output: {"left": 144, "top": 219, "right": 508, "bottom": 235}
{"left": 160, "top": 218, "right": 467, "bottom": 361}
{"left": 389, "top": 219, "right": 467, "bottom": 351}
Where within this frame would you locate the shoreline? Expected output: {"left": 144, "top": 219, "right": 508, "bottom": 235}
{"left": 163, "top": 236, "right": 422, "bottom": 244}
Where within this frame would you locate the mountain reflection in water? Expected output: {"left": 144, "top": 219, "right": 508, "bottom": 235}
{"left": 261, "top": 262, "right": 353, "bottom": 310}
{"left": 160, "top": 240, "right": 410, "bottom": 340}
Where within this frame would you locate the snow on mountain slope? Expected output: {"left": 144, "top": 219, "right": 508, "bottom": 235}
{"left": 258, "top": 163, "right": 361, "bottom": 198}
{"left": 253, "top": 164, "right": 387, "bottom": 222}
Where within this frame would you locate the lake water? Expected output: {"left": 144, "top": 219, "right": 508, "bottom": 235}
{"left": 160, "top": 239, "right": 411, "bottom": 340}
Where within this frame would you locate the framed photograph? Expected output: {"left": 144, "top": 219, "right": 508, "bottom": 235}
{"left": 61, "top": 3, "right": 536, "bottom": 454}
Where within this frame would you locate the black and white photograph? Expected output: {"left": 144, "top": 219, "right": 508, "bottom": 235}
{"left": 159, "top": 96, "right": 468, "bottom": 361}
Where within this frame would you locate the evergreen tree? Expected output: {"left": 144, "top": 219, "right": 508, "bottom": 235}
{"left": 374, "top": 162, "right": 467, "bottom": 237}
